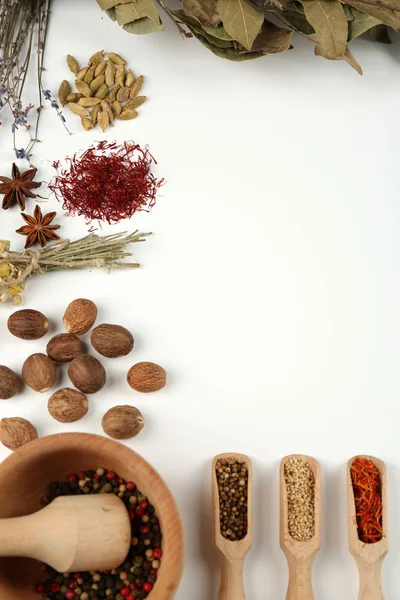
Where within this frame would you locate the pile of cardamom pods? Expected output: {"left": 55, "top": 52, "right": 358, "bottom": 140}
{"left": 58, "top": 51, "right": 146, "bottom": 132}
{"left": 97, "top": 0, "right": 398, "bottom": 73}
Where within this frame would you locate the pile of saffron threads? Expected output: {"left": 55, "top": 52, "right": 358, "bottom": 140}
{"left": 350, "top": 456, "right": 383, "bottom": 544}
{"left": 49, "top": 140, "right": 163, "bottom": 225}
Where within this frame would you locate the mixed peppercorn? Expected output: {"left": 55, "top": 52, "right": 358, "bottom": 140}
{"left": 35, "top": 467, "right": 162, "bottom": 600}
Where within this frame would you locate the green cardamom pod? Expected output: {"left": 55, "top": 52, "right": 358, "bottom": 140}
{"left": 66, "top": 92, "right": 83, "bottom": 103}
{"left": 95, "top": 60, "right": 107, "bottom": 77}
{"left": 106, "top": 84, "right": 120, "bottom": 102}
{"left": 116, "top": 86, "right": 130, "bottom": 103}
{"left": 79, "top": 97, "right": 101, "bottom": 107}
{"left": 75, "top": 80, "right": 92, "bottom": 97}
{"left": 112, "top": 100, "right": 122, "bottom": 117}
{"left": 119, "top": 109, "right": 138, "bottom": 121}
{"left": 125, "top": 69, "right": 135, "bottom": 87}
{"left": 58, "top": 80, "right": 70, "bottom": 107}
{"left": 129, "top": 75, "right": 143, "bottom": 98}
{"left": 76, "top": 67, "right": 89, "bottom": 81}
{"left": 105, "top": 60, "right": 115, "bottom": 87}
{"left": 89, "top": 50, "right": 104, "bottom": 68}
{"left": 90, "top": 75, "right": 105, "bottom": 94}
{"left": 107, "top": 52, "right": 126, "bottom": 65}
{"left": 98, "top": 110, "right": 110, "bottom": 132}
{"left": 115, "top": 64, "right": 126, "bottom": 87}
{"left": 101, "top": 100, "right": 115, "bottom": 125}
{"left": 83, "top": 68, "right": 95, "bottom": 85}
{"left": 124, "top": 96, "right": 147, "bottom": 110}
{"left": 94, "top": 83, "right": 109, "bottom": 100}
{"left": 81, "top": 117, "right": 94, "bottom": 131}
{"left": 91, "top": 104, "right": 101, "bottom": 124}
{"left": 66, "top": 54, "right": 79, "bottom": 74}
{"left": 68, "top": 102, "right": 90, "bottom": 117}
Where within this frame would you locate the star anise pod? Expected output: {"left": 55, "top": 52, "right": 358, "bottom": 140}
{"left": 16, "top": 205, "right": 61, "bottom": 249}
{"left": 0, "top": 163, "right": 42, "bottom": 210}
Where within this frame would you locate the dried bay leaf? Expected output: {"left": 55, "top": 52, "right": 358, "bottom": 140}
{"left": 218, "top": 0, "right": 264, "bottom": 50}
{"left": 370, "top": 23, "right": 392, "bottom": 42}
{"left": 315, "top": 42, "right": 363, "bottom": 73}
{"left": 202, "top": 24, "right": 234, "bottom": 38}
{"left": 182, "top": 0, "right": 221, "bottom": 26}
{"left": 242, "top": 20, "right": 292, "bottom": 53}
{"left": 299, "top": 0, "right": 348, "bottom": 58}
{"left": 176, "top": 12, "right": 235, "bottom": 45}
{"left": 75, "top": 80, "right": 92, "bottom": 97}
{"left": 123, "top": 16, "right": 165, "bottom": 33}
{"left": 116, "top": 0, "right": 160, "bottom": 25}
{"left": 344, "top": 0, "right": 400, "bottom": 29}
{"left": 346, "top": 6, "right": 380, "bottom": 39}
{"left": 96, "top": 0, "right": 120, "bottom": 8}
{"left": 280, "top": 7, "right": 315, "bottom": 34}
{"left": 188, "top": 25, "right": 265, "bottom": 58}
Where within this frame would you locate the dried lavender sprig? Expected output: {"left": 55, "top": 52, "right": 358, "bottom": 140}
{"left": 0, "top": 0, "right": 70, "bottom": 164}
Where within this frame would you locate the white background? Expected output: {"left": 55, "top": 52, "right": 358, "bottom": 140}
{"left": 0, "top": 1, "right": 400, "bottom": 598}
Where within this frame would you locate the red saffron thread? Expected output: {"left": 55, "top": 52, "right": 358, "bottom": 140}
{"left": 49, "top": 140, "right": 163, "bottom": 225}
{"left": 350, "top": 456, "right": 383, "bottom": 544}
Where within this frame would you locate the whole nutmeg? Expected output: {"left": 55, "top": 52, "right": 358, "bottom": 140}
{"left": 0, "top": 417, "right": 38, "bottom": 450}
{"left": 68, "top": 354, "right": 106, "bottom": 394}
{"left": 102, "top": 405, "right": 144, "bottom": 440}
{"left": 48, "top": 388, "right": 89, "bottom": 423}
{"left": 63, "top": 298, "right": 98, "bottom": 335}
{"left": 8, "top": 309, "right": 49, "bottom": 340}
{"left": 47, "top": 333, "right": 84, "bottom": 363}
{"left": 127, "top": 362, "right": 166, "bottom": 393}
{"left": 0, "top": 366, "right": 21, "bottom": 399}
{"left": 22, "top": 353, "right": 57, "bottom": 393}
{"left": 91, "top": 323, "right": 134, "bottom": 358}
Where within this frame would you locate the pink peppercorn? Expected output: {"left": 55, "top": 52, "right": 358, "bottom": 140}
{"left": 51, "top": 583, "right": 60, "bottom": 593}
{"left": 93, "top": 473, "right": 100, "bottom": 480}
{"left": 130, "top": 583, "right": 137, "bottom": 590}
{"left": 39, "top": 563, "right": 47, "bottom": 572}
{"left": 69, "top": 580, "right": 78, "bottom": 589}
{"left": 65, "top": 592, "right": 74, "bottom": 600}
{"left": 118, "top": 477, "right": 125, "bottom": 485}
{"left": 67, "top": 473, "right": 77, "bottom": 482}
{"left": 128, "top": 510, "right": 136, "bottom": 520}
{"left": 35, "top": 583, "right": 45, "bottom": 593}
{"left": 73, "top": 572, "right": 81, "bottom": 579}
{"left": 143, "top": 582, "right": 153, "bottom": 592}
{"left": 139, "top": 501, "right": 148, "bottom": 510}
{"left": 153, "top": 548, "right": 162, "bottom": 559}
{"left": 126, "top": 481, "right": 136, "bottom": 490}
{"left": 106, "top": 471, "right": 116, "bottom": 480}
{"left": 127, "top": 595, "right": 135, "bottom": 600}
{"left": 78, "top": 471, "right": 85, "bottom": 480}
{"left": 140, "top": 525, "right": 150, "bottom": 534}
{"left": 135, "top": 508, "right": 144, "bottom": 517}
{"left": 120, "top": 587, "right": 130, "bottom": 597}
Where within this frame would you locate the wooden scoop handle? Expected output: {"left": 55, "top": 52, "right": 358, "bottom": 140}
{"left": 356, "top": 559, "right": 385, "bottom": 600}
{"left": 286, "top": 555, "right": 315, "bottom": 600}
{"left": 218, "top": 557, "right": 246, "bottom": 600}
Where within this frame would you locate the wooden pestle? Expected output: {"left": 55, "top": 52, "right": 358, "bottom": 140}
{"left": 212, "top": 453, "right": 252, "bottom": 600}
{"left": 280, "top": 455, "right": 321, "bottom": 600}
{"left": 0, "top": 494, "right": 131, "bottom": 572}
{"left": 348, "top": 456, "right": 388, "bottom": 600}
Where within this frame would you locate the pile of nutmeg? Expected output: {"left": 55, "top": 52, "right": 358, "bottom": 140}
{"left": 0, "top": 299, "right": 166, "bottom": 451}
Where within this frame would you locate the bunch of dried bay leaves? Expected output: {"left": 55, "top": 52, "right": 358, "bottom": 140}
{"left": 97, "top": 0, "right": 397, "bottom": 73}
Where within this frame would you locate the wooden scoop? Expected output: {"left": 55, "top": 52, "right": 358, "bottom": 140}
{"left": 212, "top": 453, "right": 252, "bottom": 600}
{"left": 0, "top": 494, "right": 131, "bottom": 573}
{"left": 347, "top": 456, "right": 388, "bottom": 600}
{"left": 280, "top": 455, "right": 321, "bottom": 600}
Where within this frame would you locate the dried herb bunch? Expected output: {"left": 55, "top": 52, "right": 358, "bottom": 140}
{"left": 0, "top": 231, "right": 151, "bottom": 305}
{"left": 97, "top": 0, "right": 397, "bottom": 73}
{"left": 0, "top": 0, "right": 69, "bottom": 163}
